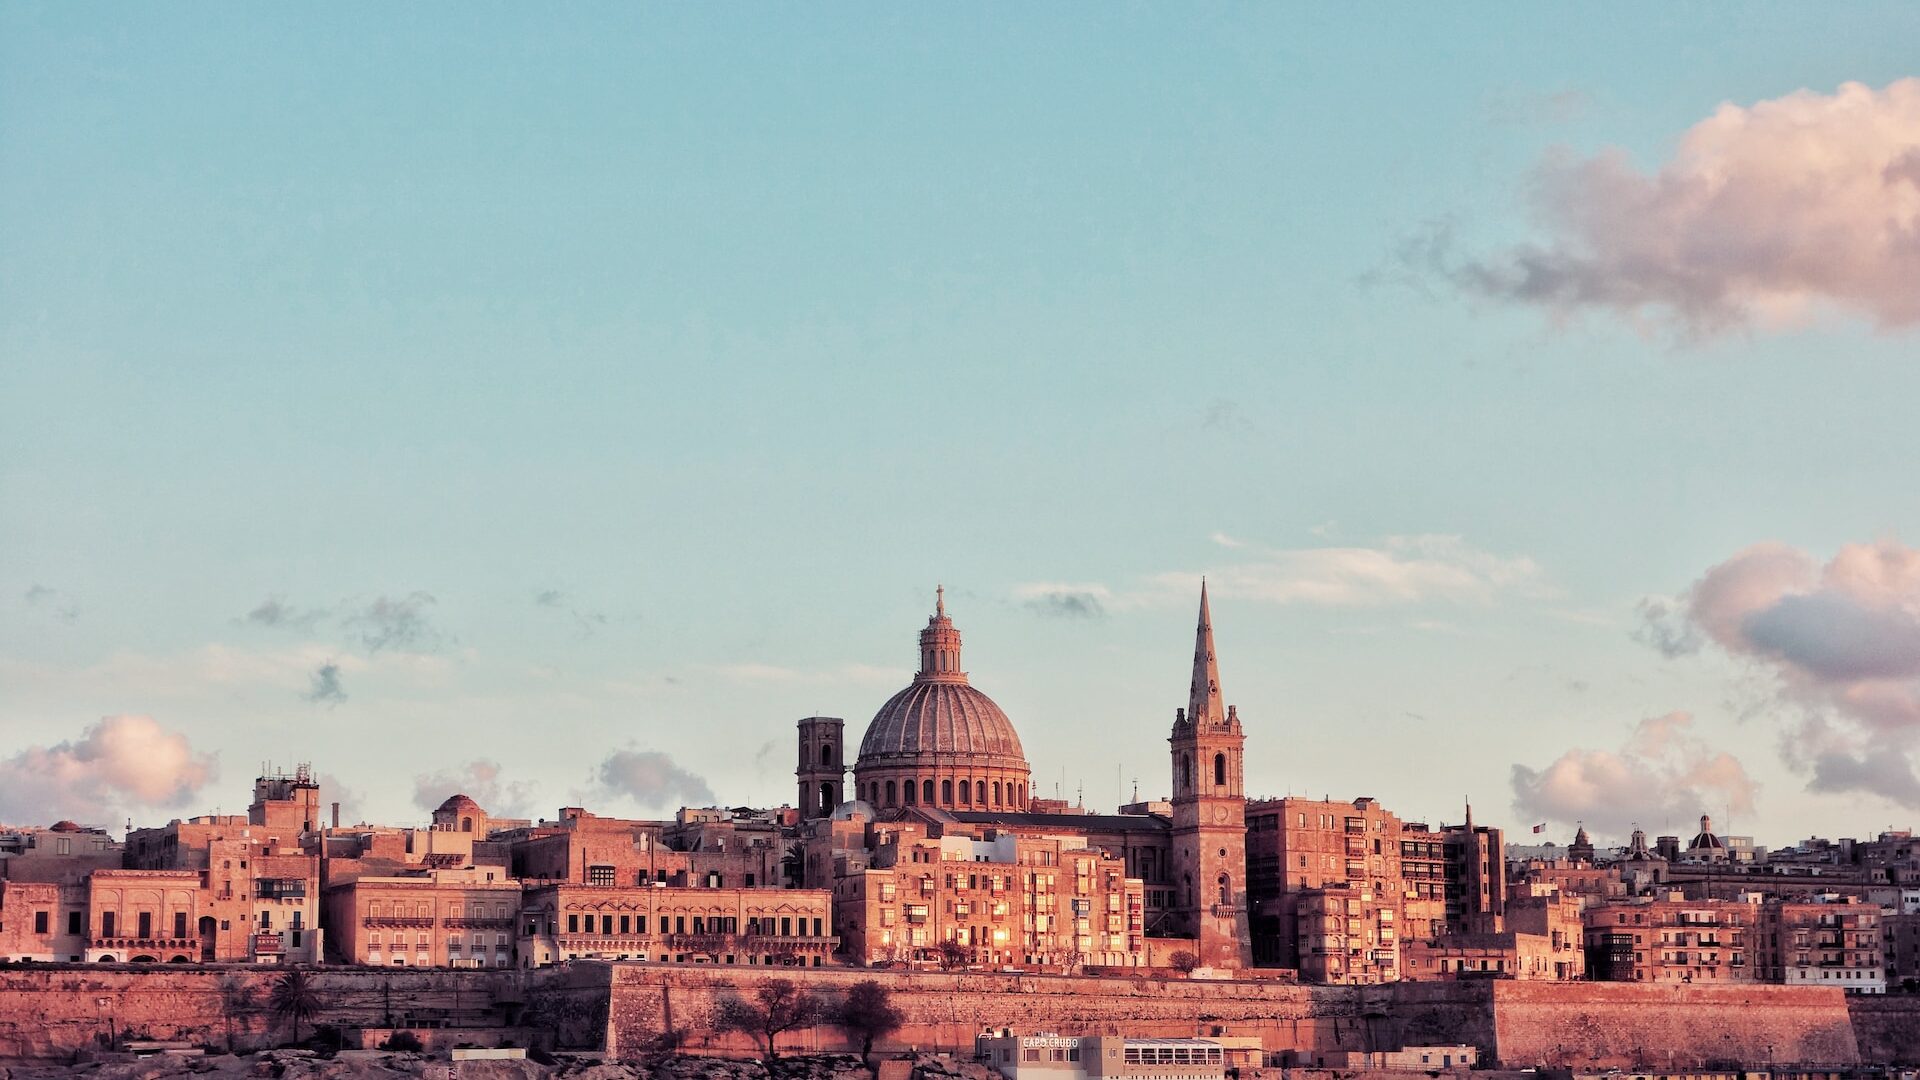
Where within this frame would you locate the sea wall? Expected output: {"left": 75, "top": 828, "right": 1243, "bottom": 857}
{"left": 0, "top": 963, "right": 1888, "bottom": 1070}
{"left": 0, "top": 966, "right": 527, "bottom": 1062}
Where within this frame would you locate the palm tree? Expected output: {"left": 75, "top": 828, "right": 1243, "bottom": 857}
{"left": 219, "top": 976, "right": 255, "bottom": 1052}
{"left": 268, "top": 969, "right": 321, "bottom": 1046}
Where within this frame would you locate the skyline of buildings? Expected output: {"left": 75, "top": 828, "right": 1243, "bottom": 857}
{"left": 6, "top": 585, "right": 1920, "bottom": 1001}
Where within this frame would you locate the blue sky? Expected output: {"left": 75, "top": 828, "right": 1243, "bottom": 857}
{"left": 5, "top": 5, "right": 1920, "bottom": 845}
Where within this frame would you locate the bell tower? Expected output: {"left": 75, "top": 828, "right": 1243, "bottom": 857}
{"left": 796, "top": 716, "right": 845, "bottom": 819}
{"left": 1168, "top": 580, "right": 1252, "bottom": 969}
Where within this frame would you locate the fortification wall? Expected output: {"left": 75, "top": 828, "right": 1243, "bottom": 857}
{"left": 0, "top": 963, "right": 1876, "bottom": 1071}
{"left": 0, "top": 966, "right": 524, "bottom": 1062}
{"left": 601, "top": 967, "right": 1861, "bottom": 1071}
{"left": 602, "top": 966, "right": 1360, "bottom": 1060}
{"left": 1489, "top": 981, "right": 1859, "bottom": 1068}
{"left": 1844, "top": 995, "right": 1920, "bottom": 1065}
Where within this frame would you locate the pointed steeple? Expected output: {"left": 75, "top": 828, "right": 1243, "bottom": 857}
{"left": 1188, "top": 578, "right": 1227, "bottom": 727}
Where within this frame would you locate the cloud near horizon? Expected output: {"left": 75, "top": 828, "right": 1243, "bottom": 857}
{"left": 1440, "top": 78, "right": 1920, "bottom": 336}
{"left": 1641, "top": 537, "right": 1920, "bottom": 808}
{"left": 591, "top": 749, "right": 717, "bottom": 811}
{"left": 1018, "top": 533, "right": 1546, "bottom": 613}
{"left": 0, "top": 715, "right": 218, "bottom": 827}
{"left": 411, "top": 759, "right": 537, "bottom": 819}
{"left": 1510, "top": 711, "right": 1758, "bottom": 839}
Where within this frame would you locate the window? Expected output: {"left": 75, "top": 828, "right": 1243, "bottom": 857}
{"left": 588, "top": 865, "right": 616, "bottom": 887}
{"left": 1214, "top": 753, "right": 1227, "bottom": 787}
{"left": 34, "top": 911, "right": 48, "bottom": 935}
{"left": 102, "top": 912, "right": 116, "bottom": 937}
{"left": 923, "top": 779, "right": 935, "bottom": 804}
{"left": 68, "top": 911, "right": 82, "bottom": 935}
{"left": 175, "top": 912, "right": 187, "bottom": 938}
{"left": 942, "top": 780, "right": 954, "bottom": 804}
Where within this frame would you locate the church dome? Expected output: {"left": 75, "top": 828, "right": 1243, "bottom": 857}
{"left": 853, "top": 589, "right": 1033, "bottom": 812}
{"left": 860, "top": 682, "right": 1026, "bottom": 763}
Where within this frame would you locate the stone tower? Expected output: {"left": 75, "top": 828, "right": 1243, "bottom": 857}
{"left": 796, "top": 716, "right": 846, "bottom": 819}
{"left": 1168, "top": 580, "right": 1252, "bottom": 970}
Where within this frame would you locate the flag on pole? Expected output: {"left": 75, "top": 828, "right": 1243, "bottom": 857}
{"left": 1532, "top": 822, "right": 1546, "bottom": 834}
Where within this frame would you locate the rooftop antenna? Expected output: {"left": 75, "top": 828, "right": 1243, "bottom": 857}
{"left": 1131, "top": 778, "right": 1140, "bottom": 803}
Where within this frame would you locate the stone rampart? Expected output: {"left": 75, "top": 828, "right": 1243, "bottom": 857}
{"left": 0, "top": 964, "right": 1877, "bottom": 1071}
{"left": 1844, "top": 995, "right": 1920, "bottom": 1065}
{"left": 599, "top": 966, "right": 1862, "bottom": 1070}
{"left": 0, "top": 966, "right": 524, "bottom": 1062}
{"left": 1488, "top": 981, "right": 1858, "bottom": 1068}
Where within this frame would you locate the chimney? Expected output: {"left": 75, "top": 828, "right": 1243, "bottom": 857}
{"left": 331, "top": 802, "right": 340, "bottom": 829}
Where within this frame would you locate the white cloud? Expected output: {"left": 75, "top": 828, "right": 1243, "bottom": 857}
{"left": 1643, "top": 537, "right": 1920, "bottom": 807}
{"left": 590, "top": 749, "right": 717, "bottom": 812}
{"left": 1447, "top": 78, "right": 1920, "bottom": 335}
{"left": 708, "top": 662, "right": 900, "bottom": 685}
{"left": 411, "top": 759, "right": 537, "bottom": 819}
{"left": 0, "top": 715, "right": 218, "bottom": 827}
{"left": 1510, "top": 711, "right": 1758, "bottom": 838}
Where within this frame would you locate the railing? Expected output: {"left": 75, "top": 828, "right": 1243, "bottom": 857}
{"left": 364, "top": 917, "right": 434, "bottom": 929}
{"left": 92, "top": 937, "right": 196, "bottom": 951}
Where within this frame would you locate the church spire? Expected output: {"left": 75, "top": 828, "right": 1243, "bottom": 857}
{"left": 1188, "top": 578, "right": 1227, "bottom": 726}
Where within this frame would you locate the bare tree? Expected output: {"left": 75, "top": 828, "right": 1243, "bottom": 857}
{"left": 1168, "top": 950, "right": 1200, "bottom": 975}
{"left": 834, "top": 980, "right": 905, "bottom": 1072}
{"left": 712, "top": 978, "right": 822, "bottom": 1061}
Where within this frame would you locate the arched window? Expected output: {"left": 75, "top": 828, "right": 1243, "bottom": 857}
{"left": 822, "top": 744, "right": 833, "bottom": 766}
{"left": 819, "top": 782, "right": 834, "bottom": 815}
{"left": 461, "top": 817, "right": 474, "bottom": 832}
{"left": 975, "top": 780, "right": 986, "bottom": 804}
{"left": 885, "top": 780, "right": 897, "bottom": 807}
{"left": 942, "top": 779, "right": 954, "bottom": 804}
{"left": 992, "top": 781, "right": 1002, "bottom": 806}
{"left": 708, "top": 871, "right": 723, "bottom": 888}
{"left": 923, "top": 779, "right": 935, "bottom": 804}
{"left": 958, "top": 781, "right": 970, "bottom": 804}
{"left": 904, "top": 780, "right": 917, "bottom": 805}
{"left": 1214, "top": 753, "right": 1227, "bottom": 788}
{"left": 1181, "top": 754, "right": 1193, "bottom": 792}
{"left": 1218, "top": 874, "right": 1231, "bottom": 906}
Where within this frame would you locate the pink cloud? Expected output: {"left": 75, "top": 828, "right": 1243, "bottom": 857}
{"left": 0, "top": 715, "right": 218, "bottom": 828}
{"left": 1452, "top": 78, "right": 1920, "bottom": 335}
{"left": 1511, "top": 711, "right": 1758, "bottom": 838}
{"left": 1646, "top": 537, "right": 1920, "bottom": 806}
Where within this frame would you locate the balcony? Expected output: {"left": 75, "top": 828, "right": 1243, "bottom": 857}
{"left": 443, "top": 918, "right": 513, "bottom": 930}
{"left": 92, "top": 937, "right": 196, "bottom": 952}
{"left": 364, "top": 916, "right": 435, "bottom": 929}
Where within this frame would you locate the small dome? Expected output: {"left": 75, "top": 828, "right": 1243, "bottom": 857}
{"left": 437, "top": 793, "right": 481, "bottom": 813}
{"left": 48, "top": 820, "right": 82, "bottom": 832}
{"left": 1688, "top": 814, "right": 1725, "bottom": 850}
{"left": 831, "top": 799, "right": 877, "bottom": 822}
{"left": 1574, "top": 826, "right": 1591, "bottom": 844}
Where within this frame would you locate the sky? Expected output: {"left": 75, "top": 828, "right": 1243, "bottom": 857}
{"left": 4, "top": 5, "right": 1920, "bottom": 849}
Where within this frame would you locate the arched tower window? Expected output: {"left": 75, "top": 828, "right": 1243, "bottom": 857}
{"left": 885, "top": 780, "right": 897, "bottom": 806}
{"left": 976, "top": 780, "right": 987, "bottom": 804}
{"left": 958, "top": 781, "right": 970, "bottom": 804}
{"left": 923, "top": 779, "right": 935, "bottom": 804}
{"left": 822, "top": 744, "right": 833, "bottom": 765}
{"left": 1214, "top": 753, "right": 1226, "bottom": 788}
{"left": 904, "top": 780, "right": 917, "bottom": 805}
{"left": 461, "top": 817, "right": 474, "bottom": 832}
{"left": 941, "top": 779, "right": 954, "bottom": 805}
{"left": 1218, "top": 874, "right": 1231, "bottom": 906}
{"left": 819, "top": 782, "right": 833, "bottom": 815}
{"left": 1181, "top": 754, "right": 1193, "bottom": 793}
{"left": 992, "top": 781, "right": 1002, "bottom": 806}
